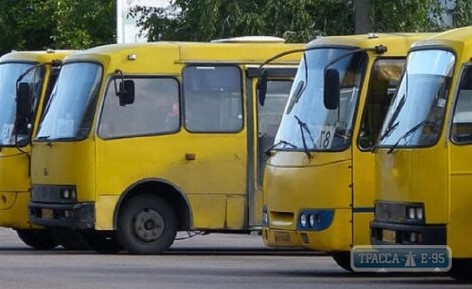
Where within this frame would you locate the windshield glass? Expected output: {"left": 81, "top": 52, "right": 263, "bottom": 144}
{"left": 36, "top": 62, "right": 102, "bottom": 141}
{"left": 378, "top": 49, "right": 454, "bottom": 148}
{"left": 275, "top": 48, "right": 367, "bottom": 151}
{"left": 0, "top": 62, "right": 43, "bottom": 146}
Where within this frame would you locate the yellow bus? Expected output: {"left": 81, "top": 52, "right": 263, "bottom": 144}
{"left": 370, "top": 26, "right": 472, "bottom": 279}
{"left": 261, "top": 33, "right": 433, "bottom": 270}
{"left": 0, "top": 50, "right": 73, "bottom": 249}
{"left": 26, "top": 37, "right": 303, "bottom": 253}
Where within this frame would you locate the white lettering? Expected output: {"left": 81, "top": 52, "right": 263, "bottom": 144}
{"left": 421, "top": 253, "right": 428, "bottom": 263}
{"left": 357, "top": 252, "right": 401, "bottom": 264}
{"left": 392, "top": 253, "right": 399, "bottom": 263}
{"left": 359, "top": 253, "right": 366, "bottom": 264}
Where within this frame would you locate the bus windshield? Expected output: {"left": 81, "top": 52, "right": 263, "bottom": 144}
{"left": 36, "top": 62, "right": 102, "bottom": 141}
{"left": 275, "top": 48, "right": 367, "bottom": 152}
{"left": 0, "top": 62, "right": 43, "bottom": 146}
{"left": 378, "top": 49, "right": 455, "bottom": 149}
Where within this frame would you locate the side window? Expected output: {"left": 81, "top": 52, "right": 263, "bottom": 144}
{"left": 98, "top": 77, "right": 179, "bottom": 139}
{"left": 183, "top": 65, "right": 243, "bottom": 132}
{"left": 258, "top": 80, "right": 292, "bottom": 140}
{"left": 358, "top": 58, "right": 405, "bottom": 150}
{"left": 452, "top": 66, "right": 472, "bottom": 143}
{"left": 257, "top": 80, "right": 292, "bottom": 186}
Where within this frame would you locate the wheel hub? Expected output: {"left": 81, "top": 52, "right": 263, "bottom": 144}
{"left": 133, "top": 209, "right": 165, "bottom": 242}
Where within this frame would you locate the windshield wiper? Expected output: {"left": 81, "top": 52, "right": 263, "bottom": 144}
{"left": 264, "top": 139, "right": 297, "bottom": 156}
{"left": 387, "top": 120, "right": 436, "bottom": 154}
{"left": 371, "top": 121, "right": 399, "bottom": 152}
{"left": 36, "top": 135, "right": 50, "bottom": 140}
{"left": 294, "top": 115, "right": 313, "bottom": 159}
{"left": 371, "top": 94, "right": 406, "bottom": 152}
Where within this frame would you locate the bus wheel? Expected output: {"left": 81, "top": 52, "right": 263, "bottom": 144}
{"left": 117, "top": 195, "right": 177, "bottom": 254}
{"left": 16, "top": 229, "right": 58, "bottom": 250}
{"left": 332, "top": 252, "right": 353, "bottom": 272}
{"left": 82, "top": 230, "right": 122, "bottom": 254}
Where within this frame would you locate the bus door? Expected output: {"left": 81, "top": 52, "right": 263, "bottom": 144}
{"left": 181, "top": 64, "right": 248, "bottom": 230}
{"left": 449, "top": 64, "right": 472, "bottom": 254}
{"left": 353, "top": 58, "right": 405, "bottom": 246}
{"left": 246, "top": 67, "right": 297, "bottom": 227}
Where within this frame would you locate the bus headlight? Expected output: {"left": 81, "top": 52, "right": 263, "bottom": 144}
{"left": 262, "top": 206, "right": 269, "bottom": 226}
{"left": 297, "top": 209, "right": 334, "bottom": 230}
{"left": 299, "top": 213, "right": 308, "bottom": 228}
{"left": 406, "top": 206, "right": 424, "bottom": 221}
{"left": 60, "top": 188, "right": 76, "bottom": 200}
{"left": 309, "top": 214, "right": 316, "bottom": 228}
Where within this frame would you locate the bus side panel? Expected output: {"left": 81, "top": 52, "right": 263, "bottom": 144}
{"left": 352, "top": 144, "right": 376, "bottom": 247}
{"left": 352, "top": 213, "right": 372, "bottom": 246}
{"left": 226, "top": 195, "right": 245, "bottom": 229}
{"left": 96, "top": 132, "right": 248, "bottom": 231}
{"left": 95, "top": 195, "right": 120, "bottom": 230}
{"left": 0, "top": 151, "right": 29, "bottom": 221}
{"left": 449, "top": 143, "right": 472, "bottom": 257}
{"left": 187, "top": 195, "right": 226, "bottom": 229}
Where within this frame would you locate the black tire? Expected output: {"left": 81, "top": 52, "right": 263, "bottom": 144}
{"left": 81, "top": 230, "right": 122, "bottom": 254}
{"left": 52, "top": 229, "right": 90, "bottom": 250}
{"left": 16, "top": 229, "right": 58, "bottom": 250}
{"left": 332, "top": 252, "right": 353, "bottom": 272}
{"left": 117, "top": 194, "right": 177, "bottom": 254}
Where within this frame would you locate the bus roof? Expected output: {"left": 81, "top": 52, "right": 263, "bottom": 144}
{"left": 63, "top": 40, "right": 304, "bottom": 66}
{"left": 0, "top": 50, "right": 76, "bottom": 63}
{"left": 410, "top": 26, "right": 472, "bottom": 57}
{"left": 210, "top": 36, "right": 286, "bottom": 43}
{"left": 306, "top": 33, "right": 435, "bottom": 56}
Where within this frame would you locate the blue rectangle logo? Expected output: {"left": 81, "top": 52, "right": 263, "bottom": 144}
{"left": 351, "top": 245, "right": 451, "bottom": 272}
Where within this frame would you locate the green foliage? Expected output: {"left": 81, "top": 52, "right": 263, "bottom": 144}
{"left": 0, "top": 0, "right": 115, "bottom": 55}
{"left": 133, "top": 0, "right": 472, "bottom": 43}
{"left": 369, "top": 0, "right": 445, "bottom": 32}
{"left": 52, "top": 0, "right": 116, "bottom": 49}
{"left": 0, "top": 0, "right": 56, "bottom": 53}
{"left": 130, "top": 0, "right": 354, "bottom": 43}
{"left": 453, "top": 0, "right": 472, "bottom": 27}
{"left": 1, "top": 0, "right": 472, "bottom": 56}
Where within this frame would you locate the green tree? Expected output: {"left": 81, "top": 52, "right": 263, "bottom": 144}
{"left": 134, "top": 0, "right": 472, "bottom": 43}
{"left": 52, "top": 0, "right": 116, "bottom": 49}
{"left": 369, "top": 0, "right": 444, "bottom": 32}
{"left": 131, "top": 0, "right": 354, "bottom": 43}
{"left": 453, "top": 0, "right": 472, "bottom": 27}
{"left": 0, "top": 0, "right": 57, "bottom": 54}
{"left": 0, "top": 0, "right": 115, "bottom": 55}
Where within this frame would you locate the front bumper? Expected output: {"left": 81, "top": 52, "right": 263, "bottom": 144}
{"left": 29, "top": 202, "right": 95, "bottom": 230}
{"left": 262, "top": 228, "right": 304, "bottom": 248}
{"left": 370, "top": 221, "right": 447, "bottom": 245}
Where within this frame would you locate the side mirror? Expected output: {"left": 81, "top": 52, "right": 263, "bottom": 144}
{"left": 324, "top": 68, "right": 340, "bottom": 110}
{"left": 118, "top": 80, "right": 135, "bottom": 106}
{"left": 257, "top": 69, "right": 268, "bottom": 106}
{"left": 16, "top": 82, "right": 32, "bottom": 134}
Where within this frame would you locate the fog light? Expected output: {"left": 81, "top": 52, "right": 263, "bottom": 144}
{"left": 410, "top": 232, "right": 417, "bottom": 243}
